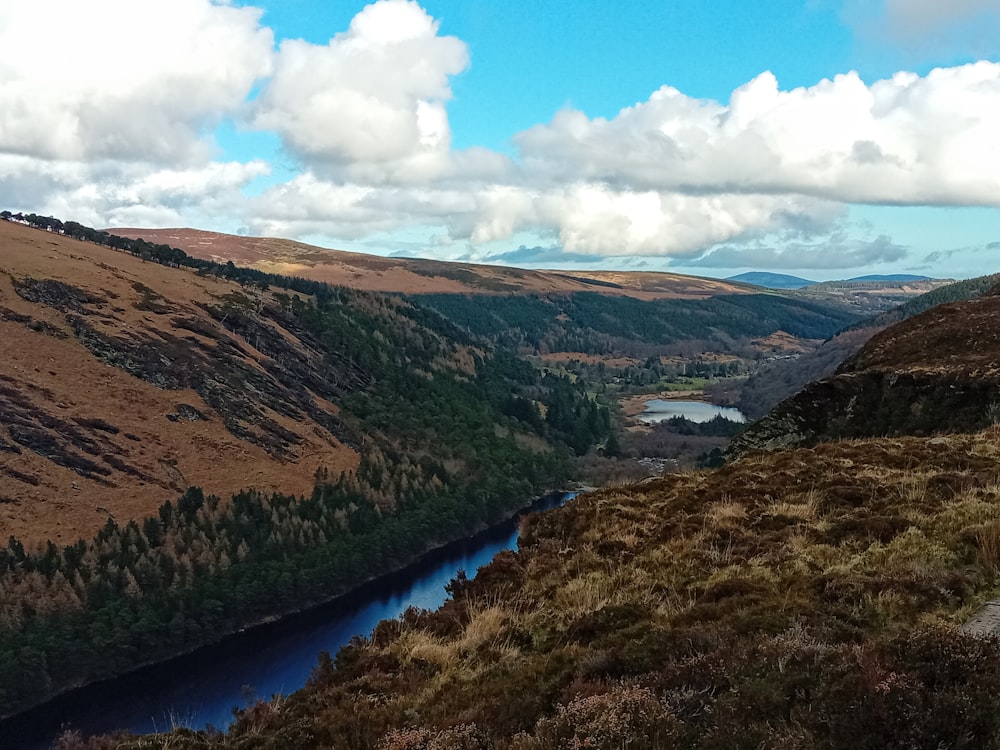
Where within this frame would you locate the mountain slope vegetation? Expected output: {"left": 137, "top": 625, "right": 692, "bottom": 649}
{"left": 0, "top": 216, "right": 610, "bottom": 719}
{"left": 0, "top": 219, "right": 354, "bottom": 545}
{"left": 730, "top": 280, "right": 1000, "bottom": 455}
{"left": 110, "top": 227, "right": 755, "bottom": 299}
{"left": 414, "top": 292, "right": 858, "bottom": 357}
{"left": 72, "top": 432, "right": 1000, "bottom": 749}
{"left": 62, "top": 269, "right": 1000, "bottom": 748}
{"left": 717, "top": 273, "right": 1000, "bottom": 420}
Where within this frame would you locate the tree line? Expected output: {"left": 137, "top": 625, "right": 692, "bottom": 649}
{"left": 0, "top": 210, "right": 614, "bottom": 719}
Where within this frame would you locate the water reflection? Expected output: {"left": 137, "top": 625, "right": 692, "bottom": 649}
{"left": 638, "top": 399, "right": 746, "bottom": 424}
{"left": 0, "top": 492, "right": 573, "bottom": 749}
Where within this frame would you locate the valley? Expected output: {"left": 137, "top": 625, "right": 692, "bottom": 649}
{"left": 52, "top": 270, "right": 1000, "bottom": 750}
{"left": 2, "top": 212, "right": 996, "bottom": 749}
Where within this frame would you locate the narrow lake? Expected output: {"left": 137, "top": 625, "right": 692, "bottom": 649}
{"left": 0, "top": 492, "right": 575, "bottom": 750}
{"left": 638, "top": 399, "right": 747, "bottom": 424}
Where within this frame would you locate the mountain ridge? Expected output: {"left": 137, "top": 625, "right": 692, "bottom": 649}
{"left": 726, "top": 271, "right": 816, "bottom": 288}
{"left": 111, "top": 227, "right": 756, "bottom": 300}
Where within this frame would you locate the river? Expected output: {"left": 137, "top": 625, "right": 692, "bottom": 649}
{"left": 0, "top": 492, "right": 575, "bottom": 750}
{"left": 638, "top": 399, "right": 746, "bottom": 424}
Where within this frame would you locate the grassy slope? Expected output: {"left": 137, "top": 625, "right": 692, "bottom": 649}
{"left": 111, "top": 228, "right": 755, "bottom": 300}
{"left": 79, "top": 429, "right": 1000, "bottom": 749}
{"left": 0, "top": 220, "right": 358, "bottom": 545}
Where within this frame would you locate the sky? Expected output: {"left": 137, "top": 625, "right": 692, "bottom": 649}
{"left": 1, "top": 0, "right": 999, "bottom": 280}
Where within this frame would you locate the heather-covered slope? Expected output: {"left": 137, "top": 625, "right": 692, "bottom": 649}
{"left": 0, "top": 220, "right": 356, "bottom": 545}
{"left": 715, "top": 273, "right": 1000, "bottom": 421}
{"left": 728, "top": 281, "right": 1000, "bottom": 456}
{"left": 76, "top": 429, "right": 1000, "bottom": 749}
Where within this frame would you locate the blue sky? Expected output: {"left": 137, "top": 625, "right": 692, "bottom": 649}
{"left": 1, "top": 0, "right": 999, "bottom": 280}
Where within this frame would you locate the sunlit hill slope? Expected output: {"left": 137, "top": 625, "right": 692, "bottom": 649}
{"left": 86, "top": 279, "right": 1000, "bottom": 749}
{"left": 0, "top": 220, "right": 356, "bottom": 546}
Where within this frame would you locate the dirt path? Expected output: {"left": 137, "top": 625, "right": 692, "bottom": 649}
{"left": 962, "top": 601, "right": 1000, "bottom": 636}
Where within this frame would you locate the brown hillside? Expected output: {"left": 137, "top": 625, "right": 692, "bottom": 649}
{"left": 112, "top": 228, "right": 753, "bottom": 300}
{"left": 0, "top": 221, "right": 356, "bottom": 546}
{"left": 729, "top": 283, "right": 1000, "bottom": 455}
{"left": 843, "top": 285, "right": 1000, "bottom": 375}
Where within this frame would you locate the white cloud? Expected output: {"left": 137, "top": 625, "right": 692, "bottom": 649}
{"left": 252, "top": 0, "right": 472, "bottom": 183}
{"left": 0, "top": 0, "right": 272, "bottom": 232}
{"left": 3, "top": 0, "right": 999, "bottom": 272}
{"left": 0, "top": 0, "right": 273, "bottom": 164}
{"left": 515, "top": 63, "right": 1000, "bottom": 208}
{"left": 243, "top": 174, "right": 843, "bottom": 259}
{"left": 244, "top": 58, "right": 1000, "bottom": 261}
{"left": 0, "top": 154, "right": 268, "bottom": 229}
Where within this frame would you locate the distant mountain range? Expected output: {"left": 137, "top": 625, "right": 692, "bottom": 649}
{"left": 846, "top": 274, "right": 932, "bottom": 282}
{"left": 728, "top": 271, "right": 934, "bottom": 289}
{"left": 727, "top": 272, "right": 817, "bottom": 289}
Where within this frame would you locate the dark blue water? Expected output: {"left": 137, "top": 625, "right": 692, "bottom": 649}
{"left": 0, "top": 492, "right": 574, "bottom": 749}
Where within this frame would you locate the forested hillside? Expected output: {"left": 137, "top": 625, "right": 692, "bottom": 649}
{"left": 0, "top": 216, "right": 609, "bottom": 719}
{"left": 72, "top": 268, "right": 1000, "bottom": 750}
{"left": 415, "top": 292, "right": 859, "bottom": 357}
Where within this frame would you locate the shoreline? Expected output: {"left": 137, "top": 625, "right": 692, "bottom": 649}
{"left": 0, "top": 488, "right": 578, "bottom": 733}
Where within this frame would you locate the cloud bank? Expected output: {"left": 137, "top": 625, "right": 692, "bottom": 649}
{"left": 2, "top": 0, "right": 999, "bottom": 268}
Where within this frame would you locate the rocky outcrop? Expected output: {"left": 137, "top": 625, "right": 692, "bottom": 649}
{"left": 729, "top": 283, "right": 1000, "bottom": 457}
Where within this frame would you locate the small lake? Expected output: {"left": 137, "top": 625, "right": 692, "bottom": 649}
{"left": 638, "top": 399, "right": 746, "bottom": 424}
{"left": 0, "top": 492, "right": 575, "bottom": 750}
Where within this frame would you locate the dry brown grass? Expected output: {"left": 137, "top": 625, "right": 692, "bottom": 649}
{"left": 113, "top": 227, "right": 755, "bottom": 300}
{"left": 0, "top": 221, "right": 357, "bottom": 545}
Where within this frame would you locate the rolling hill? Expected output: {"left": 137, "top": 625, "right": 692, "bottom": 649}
{"left": 0, "top": 215, "right": 606, "bottom": 719}
{"left": 0, "top": 219, "right": 358, "bottom": 546}
{"left": 726, "top": 271, "right": 816, "bottom": 289}
{"left": 72, "top": 262, "right": 1000, "bottom": 750}
{"left": 111, "top": 228, "right": 754, "bottom": 300}
{"left": 714, "top": 273, "right": 1000, "bottom": 420}
{"left": 729, "top": 278, "right": 1000, "bottom": 456}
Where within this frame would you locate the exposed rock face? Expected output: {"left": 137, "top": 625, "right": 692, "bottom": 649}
{"left": 729, "top": 283, "right": 1000, "bottom": 457}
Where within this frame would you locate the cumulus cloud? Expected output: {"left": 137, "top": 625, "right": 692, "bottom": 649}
{"left": 243, "top": 174, "right": 844, "bottom": 258}
{"left": 0, "top": 0, "right": 273, "bottom": 163}
{"left": 515, "top": 63, "right": 1000, "bottom": 208}
{"left": 252, "top": 0, "right": 476, "bottom": 183}
{"left": 3, "top": 0, "right": 999, "bottom": 271}
{"left": 0, "top": 154, "right": 268, "bottom": 229}
{"left": 244, "top": 55, "right": 1000, "bottom": 260}
{"left": 0, "top": 0, "right": 274, "bottom": 231}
